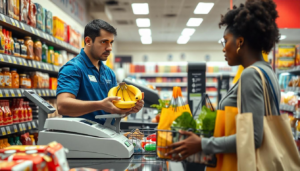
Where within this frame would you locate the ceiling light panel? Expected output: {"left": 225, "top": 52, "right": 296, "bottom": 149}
{"left": 177, "top": 36, "right": 190, "bottom": 44}
{"left": 280, "top": 35, "right": 286, "bottom": 40}
{"left": 139, "top": 29, "right": 152, "bottom": 36}
{"left": 141, "top": 36, "right": 152, "bottom": 44}
{"left": 194, "top": 2, "right": 214, "bottom": 14}
{"left": 132, "top": 3, "right": 149, "bottom": 15}
{"left": 136, "top": 18, "right": 151, "bottom": 27}
{"left": 181, "top": 28, "right": 195, "bottom": 36}
{"left": 186, "top": 18, "right": 203, "bottom": 27}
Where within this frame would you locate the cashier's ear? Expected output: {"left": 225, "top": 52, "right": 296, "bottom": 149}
{"left": 84, "top": 36, "right": 93, "bottom": 46}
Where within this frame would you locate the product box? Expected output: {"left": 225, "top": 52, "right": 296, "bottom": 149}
{"left": 2, "top": 153, "right": 49, "bottom": 171}
{"left": 45, "top": 9, "right": 53, "bottom": 35}
{"left": 53, "top": 16, "right": 64, "bottom": 41}
{"left": 0, "top": 0, "right": 4, "bottom": 14}
{"left": 0, "top": 141, "right": 69, "bottom": 171}
{"left": 49, "top": 77, "right": 57, "bottom": 90}
{"left": 27, "top": 0, "right": 36, "bottom": 27}
{"left": 34, "top": 3, "right": 44, "bottom": 31}
{"left": 6, "top": 0, "right": 13, "bottom": 18}
{"left": 14, "top": 0, "right": 20, "bottom": 20}
{"left": 20, "top": 0, "right": 29, "bottom": 23}
{"left": 277, "top": 44, "right": 296, "bottom": 69}
{"left": 67, "top": 26, "right": 81, "bottom": 49}
{"left": 0, "top": 160, "right": 33, "bottom": 170}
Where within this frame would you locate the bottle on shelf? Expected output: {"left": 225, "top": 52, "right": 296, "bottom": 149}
{"left": 18, "top": 99, "right": 24, "bottom": 123}
{"left": 19, "top": 39, "right": 27, "bottom": 59}
{"left": 0, "top": 68, "right": 4, "bottom": 88}
{"left": 0, "top": 26, "right": 5, "bottom": 53}
{"left": 3, "top": 67, "right": 12, "bottom": 88}
{"left": 26, "top": 75, "right": 31, "bottom": 89}
{"left": 48, "top": 46, "right": 54, "bottom": 64}
{"left": 24, "top": 36, "right": 34, "bottom": 60}
{"left": 4, "top": 138, "right": 10, "bottom": 147}
{"left": 30, "top": 135, "right": 35, "bottom": 145}
{"left": 0, "top": 102, "right": 3, "bottom": 126}
{"left": 0, "top": 139, "right": 4, "bottom": 149}
{"left": 23, "top": 100, "right": 28, "bottom": 122}
{"left": 3, "top": 29, "right": 9, "bottom": 54}
{"left": 27, "top": 102, "right": 32, "bottom": 121}
{"left": 3, "top": 100, "right": 12, "bottom": 125}
{"left": 34, "top": 39, "right": 42, "bottom": 61}
{"left": 8, "top": 137, "right": 15, "bottom": 146}
{"left": 42, "top": 42, "right": 48, "bottom": 63}
{"left": 14, "top": 38, "right": 20, "bottom": 57}
{"left": 54, "top": 50, "right": 59, "bottom": 66}
{"left": 14, "top": 136, "right": 22, "bottom": 145}
{"left": 11, "top": 68, "right": 19, "bottom": 89}
{"left": 12, "top": 99, "right": 19, "bottom": 123}
{"left": 10, "top": 31, "right": 14, "bottom": 56}
{"left": 19, "top": 74, "right": 27, "bottom": 88}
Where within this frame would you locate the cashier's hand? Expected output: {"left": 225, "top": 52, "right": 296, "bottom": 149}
{"left": 125, "top": 100, "right": 144, "bottom": 115}
{"left": 100, "top": 97, "right": 132, "bottom": 114}
{"left": 165, "top": 130, "right": 202, "bottom": 161}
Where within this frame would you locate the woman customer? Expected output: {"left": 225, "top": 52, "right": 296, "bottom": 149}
{"left": 166, "top": 0, "right": 281, "bottom": 164}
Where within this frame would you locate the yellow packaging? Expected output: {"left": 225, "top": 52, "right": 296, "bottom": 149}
{"left": 296, "top": 44, "right": 300, "bottom": 66}
{"left": 277, "top": 45, "right": 296, "bottom": 69}
{"left": 53, "top": 17, "right": 65, "bottom": 41}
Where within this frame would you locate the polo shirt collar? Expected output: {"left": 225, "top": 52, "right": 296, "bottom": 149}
{"left": 80, "top": 48, "right": 107, "bottom": 71}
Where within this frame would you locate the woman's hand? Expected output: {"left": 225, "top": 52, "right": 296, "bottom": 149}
{"left": 165, "top": 130, "right": 202, "bottom": 161}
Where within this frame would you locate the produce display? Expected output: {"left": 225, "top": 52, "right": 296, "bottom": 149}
{"left": 107, "top": 83, "right": 142, "bottom": 109}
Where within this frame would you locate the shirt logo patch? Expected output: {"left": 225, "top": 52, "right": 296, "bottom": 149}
{"left": 105, "top": 79, "right": 111, "bottom": 84}
{"left": 88, "top": 75, "right": 97, "bottom": 82}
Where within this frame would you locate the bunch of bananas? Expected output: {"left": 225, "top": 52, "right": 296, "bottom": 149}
{"left": 108, "top": 83, "right": 142, "bottom": 109}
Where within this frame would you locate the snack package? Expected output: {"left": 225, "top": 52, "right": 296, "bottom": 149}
{"left": 6, "top": 0, "right": 13, "bottom": 18}
{"left": 1, "top": 141, "right": 69, "bottom": 171}
{"left": 45, "top": 9, "right": 53, "bottom": 35}
{"left": 277, "top": 44, "right": 296, "bottom": 69}
{"left": 27, "top": 0, "right": 36, "bottom": 27}
{"left": 14, "top": 0, "right": 19, "bottom": 20}
{"left": 0, "top": 160, "right": 33, "bottom": 170}
{"left": 2, "top": 152, "right": 49, "bottom": 171}
{"left": 20, "top": 0, "right": 29, "bottom": 23}
{"left": 0, "top": 0, "right": 4, "bottom": 14}
{"left": 53, "top": 17, "right": 64, "bottom": 41}
{"left": 34, "top": 3, "right": 45, "bottom": 31}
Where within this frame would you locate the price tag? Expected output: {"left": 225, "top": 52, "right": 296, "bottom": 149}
{"left": 4, "top": 90, "right": 9, "bottom": 97}
{"left": 30, "top": 27, "right": 35, "bottom": 34}
{"left": 7, "top": 56, "right": 12, "bottom": 63}
{"left": 18, "top": 58, "right": 23, "bottom": 65}
{"left": 22, "top": 123, "right": 26, "bottom": 130}
{"left": 46, "top": 90, "right": 50, "bottom": 96}
{"left": 32, "top": 61, "right": 37, "bottom": 68}
{"left": 20, "top": 22, "right": 25, "bottom": 30}
{"left": 20, "top": 89, "right": 25, "bottom": 94}
{"left": 19, "top": 124, "right": 23, "bottom": 131}
{"left": 10, "top": 18, "right": 15, "bottom": 26}
{"left": 51, "top": 90, "right": 54, "bottom": 96}
{"left": 11, "top": 56, "right": 17, "bottom": 64}
{"left": 0, "top": 90, "right": 3, "bottom": 97}
{"left": 36, "top": 29, "right": 40, "bottom": 36}
{"left": 6, "top": 126, "right": 11, "bottom": 134}
{"left": 0, "top": 14, "right": 6, "bottom": 22}
{"left": 27, "top": 122, "right": 31, "bottom": 130}
{"left": 13, "top": 125, "right": 18, "bottom": 132}
{"left": 38, "top": 90, "right": 41, "bottom": 96}
{"left": 1, "top": 127, "right": 6, "bottom": 135}
{"left": 32, "top": 122, "right": 36, "bottom": 128}
{"left": 17, "top": 90, "right": 21, "bottom": 97}
{"left": 10, "top": 89, "right": 15, "bottom": 97}
{"left": 37, "top": 62, "right": 41, "bottom": 69}
{"left": 23, "top": 59, "right": 27, "bottom": 66}
{"left": 28, "top": 61, "right": 32, "bottom": 67}
{"left": 14, "top": 20, "right": 20, "bottom": 28}
{"left": 0, "top": 54, "right": 4, "bottom": 61}
{"left": 42, "top": 90, "right": 46, "bottom": 96}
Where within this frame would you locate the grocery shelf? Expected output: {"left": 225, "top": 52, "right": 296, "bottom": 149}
{"left": 0, "top": 54, "right": 60, "bottom": 75}
{"left": 151, "top": 82, "right": 187, "bottom": 87}
{"left": 0, "top": 120, "right": 38, "bottom": 137}
{"left": 0, "top": 14, "right": 80, "bottom": 54}
{"left": 280, "top": 104, "right": 295, "bottom": 112}
{"left": 276, "top": 66, "right": 300, "bottom": 75}
{"left": 0, "top": 89, "right": 56, "bottom": 98}
{"left": 206, "top": 82, "right": 218, "bottom": 87}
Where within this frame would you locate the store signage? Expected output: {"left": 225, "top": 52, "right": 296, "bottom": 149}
{"left": 51, "top": 0, "right": 87, "bottom": 25}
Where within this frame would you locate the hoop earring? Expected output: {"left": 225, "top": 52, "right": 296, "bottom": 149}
{"left": 236, "top": 46, "right": 240, "bottom": 54}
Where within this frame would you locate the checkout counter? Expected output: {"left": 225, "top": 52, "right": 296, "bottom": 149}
{"left": 22, "top": 63, "right": 207, "bottom": 171}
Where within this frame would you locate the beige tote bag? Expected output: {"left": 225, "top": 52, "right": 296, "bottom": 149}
{"left": 236, "top": 66, "right": 300, "bottom": 171}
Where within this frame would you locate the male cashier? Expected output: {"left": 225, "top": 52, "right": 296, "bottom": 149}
{"left": 56, "top": 19, "right": 144, "bottom": 124}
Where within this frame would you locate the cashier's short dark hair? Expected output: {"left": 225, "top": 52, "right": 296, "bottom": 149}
{"left": 219, "top": 0, "right": 280, "bottom": 53}
{"left": 84, "top": 19, "right": 117, "bottom": 45}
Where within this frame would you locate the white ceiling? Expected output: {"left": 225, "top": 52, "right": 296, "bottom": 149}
{"left": 89, "top": 0, "right": 300, "bottom": 44}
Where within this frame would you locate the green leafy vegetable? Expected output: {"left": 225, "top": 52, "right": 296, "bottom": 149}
{"left": 150, "top": 99, "right": 170, "bottom": 113}
{"left": 171, "top": 112, "right": 196, "bottom": 131}
{"left": 196, "top": 106, "right": 216, "bottom": 134}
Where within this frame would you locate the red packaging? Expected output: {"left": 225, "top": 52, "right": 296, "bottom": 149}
{"left": 12, "top": 99, "right": 19, "bottom": 123}
{"left": 3, "top": 29, "right": 8, "bottom": 54}
{"left": 2, "top": 151, "right": 49, "bottom": 171}
{"left": 0, "top": 160, "right": 33, "bottom": 170}
{"left": 27, "top": 102, "right": 32, "bottom": 121}
{"left": 3, "top": 100, "right": 13, "bottom": 125}
{"left": 23, "top": 100, "right": 28, "bottom": 122}
{"left": 27, "top": 0, "right": 36, "bottom": 27}
{"left": 18, "top": 99, "right": 24, "bottom": 122}
{"left": 20, "top": 0, "right": 29, "bottom": 23}
{"left": 21, "top": 133, "right": 32, "bottom": 145}
{"left": 0, "top": 101, "right": 4, "bottom": 126}
{"left": 1, "top": 141, "right": 69, "bottom": 171}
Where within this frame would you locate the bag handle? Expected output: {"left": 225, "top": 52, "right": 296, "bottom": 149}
{"left": 237, "top": 66, "right": 272, "bottom": 116}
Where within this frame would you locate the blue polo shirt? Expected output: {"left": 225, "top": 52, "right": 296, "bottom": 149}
{"left": 56, "top": 48, "right": 118, "bottom": 124}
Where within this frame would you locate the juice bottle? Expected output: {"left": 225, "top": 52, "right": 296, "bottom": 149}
{"left": 6, "top": 30, "right": 10, "bottom": 55}
{"left": 26, "top": 133, "right": 32, "bottom": 145}
{"left": 25, "top": 101, "right": 31, "bottom": 121}
{"left": 23, "top": 100, "right": 28, "bottom": 122}
{"left": 18, "top": 99, "right": 24, "bottom": 123}
{"left": 31, "top": 72, "right": 39, "bottom": 89}
{"left": 14, "top": 38, "right": 20, "bottom": 57}
{"left": 0, "top": 68, "right": 4, "bottom": 88}
{"left": 20, "top": 39, "right": 27, "bottom": 59}
{"left": 14, "top": 136, "right": 22, "bottom": 145}
{"left": 11, "top": 68, "right": 19, "bottom": 89}
{"left": 33, "top": 39, "right": 42, "bottom": 61}
{"left": 3, "top": 29, "right": 8, "bottom": 54}
{"left": 3, "top": 100, "right": 12, "bottom": 125}
{"left": 48, "top": 46, "right": 54, "bottom": 64}
{"left": 6, "top": 100, "right": 12, "bottom": 125}
{"left": 24, "top": 36, "right": 34, "bottom": 60}
{"left": 9, "top": 31, "right": 14, "bottom": 56}
{"left": 12, "top": 99, "right": 19, "bottom": 123}
{"left": 42, "top": 42, "right": 48, "bottom": 63}
{"left": 3, "top": 67, "right": 11, "bottom": 88}
{"left": 19, "top": 74, "right": 27, "bottom": 88}
{"left": 0, "top": 103, "right": 3, "bottom": 126}
{"left": 0, "top": 139, "right": 4, "bottom": 149}
{"left": 26, "top": 75, "right": 31, "bottom": 89}
{"left": 4, "top": 138, "right": 10, "bottom": 147}
{"left": 0, "top": 26, "right": 5, "bottom": 53}
{"left": 30, "top": 135, "right": 35, "bottom": 145}
{"left": 54, "top": 50, "right": 59, "bottom": 66}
